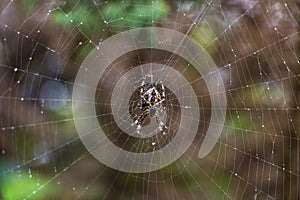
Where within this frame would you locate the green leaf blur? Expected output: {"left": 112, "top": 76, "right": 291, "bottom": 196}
{"left": 1, "top": 172, "right": 60, "bottom": 200}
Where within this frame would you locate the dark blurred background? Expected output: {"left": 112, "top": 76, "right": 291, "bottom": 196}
{"left": 0, "top": 0, "right": 300, "bottom": 199}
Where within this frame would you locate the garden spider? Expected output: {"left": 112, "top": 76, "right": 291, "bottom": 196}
{"left": 132, "top": 81, "right": 167, "bottom": 135}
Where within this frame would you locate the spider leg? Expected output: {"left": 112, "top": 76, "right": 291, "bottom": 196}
{"left": 140, "top": 87, "right": 144, "bottom": 99}
{"left": 154, "top": 110, "right": 168, "bottom": 135}
{"left": 160, "top": 82, "right": 165, "bottom": 99}
{"left": 140, "top": 80, "right": 145, "bottom": 97}
{"left": 157, "top": 81, "right": 166, "bottom": 109}
{"left": 139, "top": 110, "right": 149, "bottom": 125}
{"left": 156, "top": 99, "right": 165, "bottom": 106}
{"left": 134, "top": 109, "right": 149, "bottom": 134}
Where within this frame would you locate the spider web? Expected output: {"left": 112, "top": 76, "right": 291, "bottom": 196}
{"left": 0, "top": 0, "right": 300, "bottom": 199}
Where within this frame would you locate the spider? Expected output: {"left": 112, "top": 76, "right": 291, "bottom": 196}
{"left": 132, "top": 81, "right": 167, "bottom": 135}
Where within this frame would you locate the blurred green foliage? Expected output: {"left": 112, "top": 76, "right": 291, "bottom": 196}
{"left": 49, "top": 0, "right": 168, "bottom": 58}
{"left": 191, "top": 25, "right": 216, "bottom": 54}
{"left": 22, "top": 0, "right": 36, "bottom": 12}
{"left": 102, "top": 0, "right": 169, "bottom": 28}
{"left": 21, "top": 0, "right": 169, "bottom": 37}
{"left": 1, "top": 172, "right": 60, "bottom": 200}
{"left": 52, "top": 0, "right": 169, "bottom": 33}
{"left": 53, "top": 1, "right": 101, "bottom": 34}
{"left": 228, "top": 112, "right": 255, "bottom": 131}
